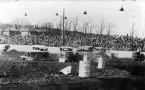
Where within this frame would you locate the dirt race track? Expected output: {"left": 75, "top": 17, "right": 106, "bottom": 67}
{"left": 0, "top": 60, "right": 144, "bottom": 90}
{"left": 0, "top": 44, "right": 145, "bottom": 90}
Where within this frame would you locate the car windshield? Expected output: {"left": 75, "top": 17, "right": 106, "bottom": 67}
{"left": 77, "top": 49, "right": 90, "bottom": 52}
{"left": 25, "top": 53, "right": 31, "bottom": 57}
{"left": 61, "top": 48, "right": 72, "bottom": 51}
{"left": 95, "top": 48, "right": 106, "bottom": 52}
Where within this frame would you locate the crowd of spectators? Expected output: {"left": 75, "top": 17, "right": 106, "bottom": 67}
{"left": 0, "top": 31, "right": 144, "bottom": 51}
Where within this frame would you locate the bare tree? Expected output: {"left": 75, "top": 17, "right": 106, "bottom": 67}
{"left": 88, "top": 22, "right": 94, "bottom": 36}
{"left": 98, "top": 19, "right": 106, "bottom": 35}
{"left": 106, "top": 22, "right": 115, "bottom": 36}
{"left": 40, "top": 21, "right": 54, "bottom": 29}
{"left": 11, "top": 19, "right": 32, "bottom": 38}
{"left": 34, "top": 24, "right": 39, "bottom": 29}
{"left": 36, "top": 21, "right": 54, "bottom": 36}
{"left": 64, "top": 19, "right": 72, "bottom": 31}
{"left": 129, "top": 28, "right": 136, "bottom": 39}
{"left": 72, "top": 15, "right": 80, "bottom": 35}
{"left": 46, "top": 22, "right": 54, "bottom": 34}
{"left": 0, "top": 24, "right": 6, "bottom": 35}
{"left": 11, "top": 19, "right": 31, "bottom": 36}
{"left": 105, "top": 22, "right": 115, "bottom": 50}
{"left": 12, "top": 19, "right": 30, "bottom": 28}
{"left": 12, "top": 19, "right": 23, "bottom": 26}
{"left": 82, "top": 21, "right": 90, "bottom": 35}
{"left": 0, "top": 24, "right": 12, "bottom": 35}
{"left": 56, "top": 20, "right": 62, "bottom": 30}
{"left": 93, "top": 24, "right": 99, "bottom": 35}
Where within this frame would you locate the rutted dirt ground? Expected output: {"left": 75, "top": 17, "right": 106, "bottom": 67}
{"left": 0, "top": 61, "right": 144, "bottom": 90}
{"left": 0, "top": 44, "right": 145, "bottom": 89}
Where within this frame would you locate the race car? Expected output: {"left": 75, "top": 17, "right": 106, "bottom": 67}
{"left": 77, "top": 46, "right": 94, "bottom": 57}
{"left": 76, "top": 46, "right": 101, "bottom": 62}
{"left": 58, "top": 46, "right": 73, "bottom": 62}
{"left": 20, "top": 50, "right": 49, "bottom": 61}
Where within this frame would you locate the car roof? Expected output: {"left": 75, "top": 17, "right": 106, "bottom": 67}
{"left": 32, "top": 45, "right": 48, "bottom": 48}
{"left": 60, "top": 46, "right": 73, "bottom": 48}
{"left": 95, "top": 47, "right": 107, "bottom": 50}
{"left": 95, "top": 47, "right": 104, "bottom": 49}
{"left": 23, "top": 50, "right": 48, "bottom": 53}
{"left": 77, "top": 46, "right": 94, "bottom": 49}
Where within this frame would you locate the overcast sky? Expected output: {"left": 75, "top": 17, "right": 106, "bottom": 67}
{"left": 0, "top": 0, "right": 145, "bottom": 38}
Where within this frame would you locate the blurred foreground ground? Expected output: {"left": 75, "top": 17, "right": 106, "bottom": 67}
{"left": 0, "top": 61, "right": 144, "bottom": 90}
{"left": 0, "top": 44, "right": 145, "bottom": 90}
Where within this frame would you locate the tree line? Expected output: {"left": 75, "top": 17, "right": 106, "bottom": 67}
{"left": 0, "top": 17, "right": 118, "bottom": 37}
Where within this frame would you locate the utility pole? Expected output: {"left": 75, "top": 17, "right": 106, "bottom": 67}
{"left": 132, "top": 22, "right": 135, "bottom": 51}
{"left": 56, "top": 8, "right": 66, "bottom": 46}
{"left": 56, "top": 9, "right": 87, "bottom": 46}
{"left": 62, "top": 8, "right": 65, "bottom": 46}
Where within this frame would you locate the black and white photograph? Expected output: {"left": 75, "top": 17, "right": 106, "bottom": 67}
{"left": 0, "top": 0, "right": 145, "bottom": 90}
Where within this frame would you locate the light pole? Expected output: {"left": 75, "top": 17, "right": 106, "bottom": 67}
{"left": 130, "top": 13, "right": 136, "bottom": 51}
{"left": 119, "top": 6, "right": 137, "bottom": 51}
{"left": 56, "top": 8, "right": 67, "bottom": 46}
{"left": 83, "top": 10, "right": 87, "bottom": 37}
{"left": 56, "top": 9, "right": 87, "bottom": 46}
{"left": 72, "top": 10, "right": 87, "bottom": 47}
{"left": 24, "top": 13, "right": 30, "bottom": 44}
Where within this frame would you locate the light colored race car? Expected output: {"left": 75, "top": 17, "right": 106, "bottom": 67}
{"left": 20, "top": 50, "right": 49, "bottom": 61}
{"left": 58, "top": 46, "right": 73, "bottom": 62}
